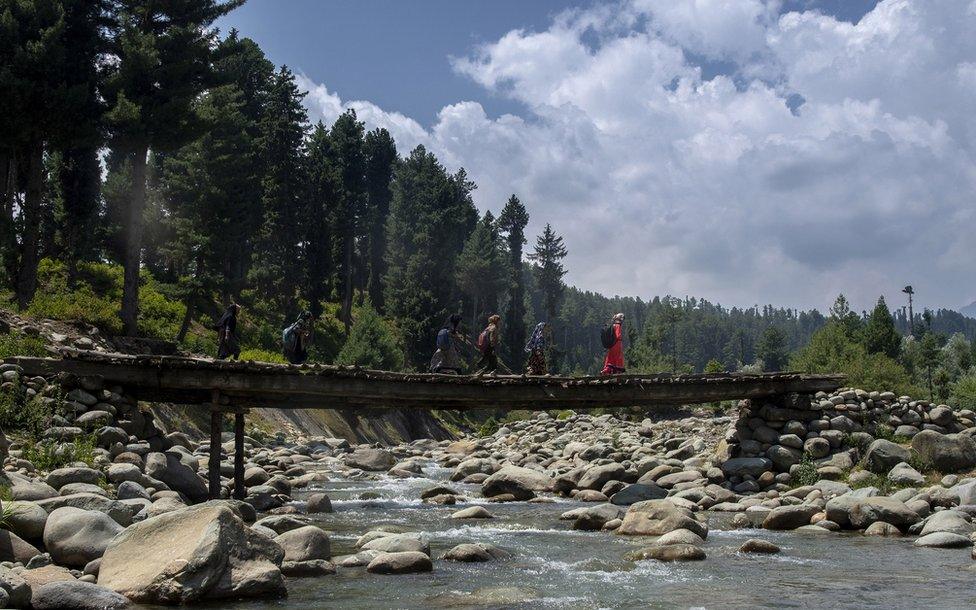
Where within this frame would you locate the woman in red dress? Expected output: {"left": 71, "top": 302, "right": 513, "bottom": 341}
{"left": 601, "top": 313, "right": 625, "bottom": 375}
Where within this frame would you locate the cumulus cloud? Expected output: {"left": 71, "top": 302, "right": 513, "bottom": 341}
{"left": 296, "top": 0, "right": 976, "bottom": 311}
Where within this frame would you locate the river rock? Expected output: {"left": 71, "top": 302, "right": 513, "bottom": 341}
{"left": 366, "top": 551, "right": 432, "bottom": 574}
{"left": 863, "top": 521, "right": 902, "bottom": 536}
{"left": 911, "top": 431, "right": 976, "bottom": 473}
{"left": 451, "top": 458, "right": 497, "bottom": 481}
{"left": 848, "top": 497, "right": 919, "bottom": 529}
{"left": 721, "top": 457, "right": 772, "bottom": 478}
{"left": 442, "top": 543, "right": 511, "bottom": 562}
{"left": 306, "top": 492, "right": 333, "bottom": 513}
{"left": 653, "top": 528, "right": 704, "bottom": 546}
{"left": 344, "top": 447, "right": 396, "bottom": 471}
{"left": 32, "top": 581, "right": 129, "bottom": 610}
{"left": 762, "top": 505, "right": 820, "bottom": 530}
{"left": 626, "top": 544, "right": 705, "bottom": 562}
{"left": 98, "top": 504, "right": 285, "bottom": 603}
{"left": 609, "top": 482, "right": 667, "bottom": 506}
{"left": 8, "top": 473, "right": 59, "bottom": 501}
{"left": 43, "top": 507, "right": 124, "bottom": 567}
{"left": 863, "top": 440, "right": 910, "bottom": 474}
{"left": 914, "top": 532, "right": 972, "bottom": 548}
{"left": 361, "top": 532, "right": 430, "bottom": 556}
{"left": 274, "top": 526, "right": 330, "bottom": 562}
{"left": 739, "top": 539, "right": 780, "bottom": 553}
{"left": 0, "top": 530, "right": 41, "bottom": 563}
{"left": 37, "top": 493, "right": 135, "bottom": 526}
{"left": 577, "top": 463, "right": 625, "bottom": 490}
{"left": 564, "top": 503, "right": 624, "bottom": 531}
{"left": 4, "top": 500, "right": 48, "bottom": 540}
{"left": 482, "top": 465, "right": 553, "bottom": 500}
{"left": 45, "top": 467, "right": 103, "bottom": 490}
{"left": 144, "top": 451, "right": 208, "bottom": 503}
{"left": 451, "top": 506, "right": 493, "bottom": 519}
{"left": 0, "top": 565, "right": 32, "bottom": 608}
{"left": 20, "top": 565, "right": 75, "bottom": 601}
{"left": 919, "top": 510, "right": 975, "bottom": 536}
{"left": 888, "top": 462, "right": 925, "bottom": 486}
{"left": 616, "top": 499, "right": 708, "bottom": 539}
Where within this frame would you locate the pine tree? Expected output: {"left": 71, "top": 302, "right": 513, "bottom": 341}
{"left": 326, "top": 110, "right": 365, "bottom": 333}
{"left": 249, "top": 65, "right": 308, "bottom": 319}
{"left": 304, "top": 121, "right": 338, "bottom": 318}
{"left": 102, "top": 0, "right": 243, "bottom": 335}
{"left": 528, "top": 223, "right": 568, "bottom": 322}
{"left": 863, "top": 296, "right": 902, "bottom": 359}
{"left": 362, "top": 128, "right": 397, "bottom": 311}
{"left": 756, "top": 326, "right": 788, "bottom": 371}
{"left": 498, "top": 194, "right": 529, "bottom": 363}
{"left": 335, "top": 301, "right": 404, "bottom": 370}
{"left": 383, "top": 145, "right": 477, "bottom": 367}
{"left": 456, "top": 211, "right": 506, "bottom": 332}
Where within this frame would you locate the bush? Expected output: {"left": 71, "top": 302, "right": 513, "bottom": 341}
{"left": 335, "top": 302, "right": 404, "bottom": 370}
{"left": 0, "top": 385, "right": 55, "bottom": 438}
{"left": 25, "top": 435, "right": 98, "bottom": 471}
{"left": 478, "top": 416, "right": 499, "bottom": 437}
{"left": 238, "top": 348, "right": 287, "bottom": 364}
{"left": 950, "top": 371, "right": 976, "bottom": 409}
{"left": 791, "top": 454, "right": 819, "bottom": 487}
{"left": 0, "top": 332, "right": 48, "bottom": 359}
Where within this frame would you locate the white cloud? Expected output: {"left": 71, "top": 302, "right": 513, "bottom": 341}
{"left": 295, "top": 0, "right": 976, "bottom": 312}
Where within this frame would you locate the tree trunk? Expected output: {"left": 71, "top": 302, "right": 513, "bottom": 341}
{"left": 0, "top": 154, "right": 15, "bottom": 285}
{"left": 121, "top": 146, "right": 148, "bottom": 337}
{"left": 341, "top": 234, "right": 353, "bottom": 334}
{"left": 15, "top": 142, "right": 44, "bottom": 309}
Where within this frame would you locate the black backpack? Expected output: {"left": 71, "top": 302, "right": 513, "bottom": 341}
{"left": 600, "top": 324, "right": 617, "bottom": 349}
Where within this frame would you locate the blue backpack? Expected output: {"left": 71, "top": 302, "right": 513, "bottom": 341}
{"left": 436, "top": 328, "right": 451, "bottom": 351}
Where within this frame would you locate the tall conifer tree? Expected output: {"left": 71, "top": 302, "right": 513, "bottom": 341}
{"left": 362, "top": 128, "right": 397, "bottom": 311}
{"left": 498, "top": 194, "right": 529, "bottom": 362}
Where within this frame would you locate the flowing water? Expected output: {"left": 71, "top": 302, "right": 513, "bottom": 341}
{"left": 141, "top": 462, "right": 976, "bottom": 609}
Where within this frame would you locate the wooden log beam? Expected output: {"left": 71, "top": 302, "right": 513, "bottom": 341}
{"left": 209, "top": 391, "right": 222, "bottom": 500}
{"left": 4, "top": 353, "right": 846, "bottom": 411}
{"left": 233, "top": 411, "right": 245, "bottom": 501}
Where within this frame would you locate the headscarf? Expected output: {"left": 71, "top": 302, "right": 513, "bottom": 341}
{"left": 215, "top": 304, "right": 239, "bottom": 329}
{"left": 613, "top": 313, "right": 625, "bottom": 323}
{"left": 445, "top": 313, "right": 462, "bottom": 331}
{"left": 488, "top": 314, "right": 501, "bottom": 324}
{"left": 525, "top": 322, "right": 548, "bottom": 353}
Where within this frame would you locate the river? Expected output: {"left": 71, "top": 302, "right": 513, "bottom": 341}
{"left": 141, "top": 461, "right": 976, "bottom": 609}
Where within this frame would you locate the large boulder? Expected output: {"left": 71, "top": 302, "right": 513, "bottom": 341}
{"left": 43, "top": 507, "right": 125, "bottom": 567}
{"left": 45, "top": 467, "right": 103, "bottom": 490}
{"left": 863, "top": 440, "right": 910, "bottom": 474}
{"left": 4, "top": 501, "right": 48, "bottom": 540}
{"left": 610, "top": 483, "right": 667, "bottom": 506}
{"left": 361, "top": 533, "right": 430, "bottom": 556}
{"left": 720, "top": 457, "right": 772, "bottom": 478}
{"left": 144, "top": 451, "right": 209, "bottom": 503}
{"left": 482, "top": 466, "right": 553, "bottom": 500}
{"left": 274, "top": 526, "right": 331, "bottom": 562}
{"left": 37, "top": 493, "right": 135, "bottom": 527}
{"left": 911, "top": 431, "right": 976, "bottom": 473}
{"left": 847, "top": 497, "right": 919, "bottom": 529}
{"left": 577, "top": 463, "right": 625, "bottom": 490}
{"left": 366, "top": 551, "right": 432, "bottom": 574}
{"left": 625, "top": 544, "right": 706, "bottom": 562}
{"left": 98, "top": 504, "right": 285, "bottom": 603}
{"left": 919, "top": 510, "right": 974, "bottom": 536}
{"left": 762, "top": 505, "right": 820, "bottom": 530}
{"left": 442, "top": 543, "right": 511, "bottom": 562}
{"left": 616, "top": 499, "right": 708, "bottom": 539}
{"left": 562, "top": 503, "right": 624, "bottom": 531}
{"left": 0, "top": 565, "right": 32, "bottom": 608}
{"left": 7, "top": 473, "right": 58, "bottom": 501}
{"left": 0, "top": 530, "right": 41, "bottom": 563}
{"left": 32, "top": 581, "right": 129, "bottom": 610}
{"left": 343, "top": 447, "right": 396, "bottom": 471}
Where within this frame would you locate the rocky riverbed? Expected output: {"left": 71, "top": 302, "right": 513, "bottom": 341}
{"left": 0, "top": 361, "right": 975, "bottom": 608}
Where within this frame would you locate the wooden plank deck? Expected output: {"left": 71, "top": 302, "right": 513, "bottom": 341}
{"left": 6, "top": 350, "right": 845, "bottom": 411}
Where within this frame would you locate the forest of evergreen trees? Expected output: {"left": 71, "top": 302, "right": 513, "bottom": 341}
{"left": 2, "top": 0, "right": 976, "bottom": 409}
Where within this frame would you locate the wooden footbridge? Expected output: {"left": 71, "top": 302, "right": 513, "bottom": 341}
{"left": 6, "top": 350, "right": 844, "bottom": 499}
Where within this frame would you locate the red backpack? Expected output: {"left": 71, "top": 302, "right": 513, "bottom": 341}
{"left": 477, "top": 327, "right": 491, "bottom": 353}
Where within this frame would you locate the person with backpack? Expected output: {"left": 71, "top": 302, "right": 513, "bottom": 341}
{"left": 524, "top": 321, "right": 550, "bottom": 375}
{"left": 214, "top": 303, "right": 241, "bottom": 360}
{"left": 430, "top": 313, "right": 465, "bottom": 374}
{"left": 601, "top": 313, "right": 625, "bottom": 375}
{"left": 282, "top": 311, "right": 314, "bottom": 364}
{"left": 476, "top": 314, "right": 501, "bottom": 373}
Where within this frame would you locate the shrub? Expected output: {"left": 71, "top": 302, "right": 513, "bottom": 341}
{"left": 792, "top": 454, "right": 819, "bottom": 487}
{"left": 0, "top": 332, "right": 48, "bottom": 359}
{"left": 950, "top": 371, "right": 976, "bottom": 410}
{"left": 238, "top": 348, "right": 287, "bottom": 364}
{"left": 335, "top": 302, "right": 404, "bottom": 370}
{"left": 25, "top": 435, "right": 98, "bottom": 470}
{"left": 0, "top": 385, "right": 54, "bottom": 438}
{"left": 478, "top": 416, "right": 499, "bottom": 438}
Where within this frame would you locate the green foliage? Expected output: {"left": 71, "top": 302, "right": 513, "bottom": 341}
{"left": 477, "top": 416, "right": 499, "bottom": 438}
{"left": 0, "top": 486, "right": 11, "bottom": 503}
{"left": 908, "top": 451, "right": 934, "bottom": 475}
{"left": 529, "top": 223, "right": 568, "bottom": 323}
{"left": 456, "top": 211, "right": 508, "bottom": 332}
{"left": 790, "top": 320, "right": 918, "bottom": 395}
{"left": 792, "top": 454, "right": 820, "bottom": 487}
{"left": 756, "top": 326, "right": 788, "bottom": 371}
{"left": 498, "top": 195, "right": 530, "bottom": 366}
{"left": 950, "top": 370, "right": 976, "bottom": 409}
{"left": 335, "top": 302, "right": 404, "bottom": 370}
{"left": 863, "top": 296, "right": 901, "bottom": 359}
{"left": 704, "top": 359, "right": 725, "bottom": 373}
{"left": 0, "top": 384, "right": 54, "bottom": 438}
{"left": 25, "top": 435, "right": 98, "bottom": 470}
{"left": 238, "top": 348, "right": 286, "bottom": 364}
{"left": 0, "top": 332, "right": 48, "bottom": 359}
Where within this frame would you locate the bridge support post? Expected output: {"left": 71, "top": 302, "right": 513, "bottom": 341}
{"left": 233, "top": 410, "right": 246, "bottom": 500}
{"left": 208, "top": 390, "right": 223, "bottom": 500}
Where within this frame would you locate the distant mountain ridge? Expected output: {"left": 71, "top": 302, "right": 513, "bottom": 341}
{"left": 962, "top": 301, "right": 976, "bottom": 319}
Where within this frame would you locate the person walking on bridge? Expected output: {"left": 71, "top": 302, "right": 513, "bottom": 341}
{"left": 601, "top": 313, "right": 625, "bottom": 375}
{"left": 524, "top": 321, "right": 550, "bottom": 375}
{"left": 430, "top": 313, "right": 465, "bottom": 374}
{"left": 476, "top": 314, "right": 501, "bottom": 373}
{"left": 214, "top": 303, "right": 241, "bottom": 360}
{"left": 282, "top": 311, "right": 314, "bottom": 364}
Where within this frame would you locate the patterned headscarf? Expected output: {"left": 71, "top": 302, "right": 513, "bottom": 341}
{"left": 524, "top": 322, "right": 548, "bottom": 353}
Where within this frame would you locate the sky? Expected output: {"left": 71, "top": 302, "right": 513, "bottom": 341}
{"left": 219, "top": 0, "right": 976, "bottom": 315}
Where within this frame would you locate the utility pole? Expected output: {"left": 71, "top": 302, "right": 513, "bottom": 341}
{"left": 902, "top": 285, "right": 914, "bottom": 337}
